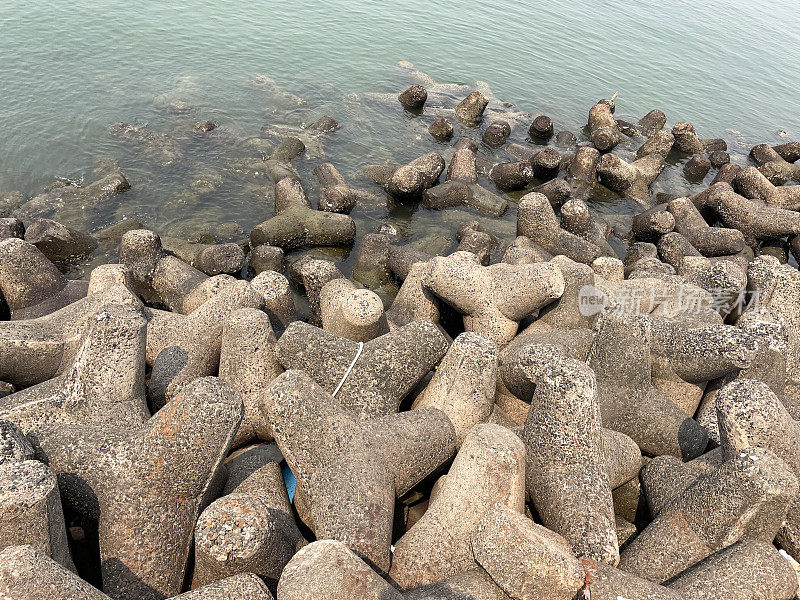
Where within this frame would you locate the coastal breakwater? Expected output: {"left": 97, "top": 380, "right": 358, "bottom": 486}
{"left": 1, "top": 62, "right": 800, "bottom": 599}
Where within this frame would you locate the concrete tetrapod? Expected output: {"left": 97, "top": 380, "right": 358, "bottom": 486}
{"left": 250, "top": 178, "right": 356, "bottom": 250}
{"left": 313, "top": 162, "right": 359, "bottom": 214}
{"left": 636, "top": 128, "right": 675, "bottom": 159}
{"left": 696, "top": 182, "right": 800, "bottom": 246}
{"left": 0, "top": 282, "right": 141, "bottom": 388}
{"left": 388, "top": 423, "right": 525, "bottom": 590}
{"left": 587, "top": 98, "right": 620, "bottom": 152}
{"left": 219, "top": 308, "right": 283, "bottom": 447}
{"left": 319, "top": 278, "right": 390, "bottom": 342}
{"left": 402, "top": 569, "right": 512, "bottom": 600}
{"left": 631, "top": 205, "right": 675, "bottom": 241}
{"left": 363, "top": 152, "right": 445, "bottom": 201}
{"left": 385, "top": 261, "right": 441, "bottom": 331}
{"left": 0, "top": 545, "right": 112, "bottom": 600}
{"left": 455, "top": 90, "right": 489, "bottom": 125}
{"left": 671, "top": 121, "right": 726, "bottom": 154}
{"left": 696, "top": 306, "right": 792, "bottom": 441}
{"left": 351, "top": 233, "right": 394, "bottom": 290}
{"left": 516, "top": 193, "right": 602, "bottom": 264}
{"left": 119, "top": 229, "right": 213, "bottom": 314}
{"left": 560, "top": 198, "right": 616, "bottom": 257}
{"left": 146, "top": 278, "right": 264, "bottom": 410}
{"left": 193, "top": 444, "right": 304, "bottom": 590}
{"left": 716, "top": 379, "right": 800, "bottom": 559}
{"left": 398, "top": 84, "right": 428, "bottom": 110}
{"left": 3, "top": 377, "right": 241, "bottom": 600}
{"left": 578, "top": 560, "right": 682, "bottom": 600}
{"left": 595, "top": 152, "right": 665, "bottom": 206}
{"left": 95, "top": 378, "right": 242, "bottom": 599}
{"left": 520, "top": 350, "right": 618, "bottom": 565}
{"left": 411, "top": 332, "right": 497, "bottom": 447}
{"left": 666, "top": 196, "right": 745, "bottom": 256}
{"left": 248, "top": 244, "right": 284, "bottom": 275}
{"left": 193, "top": 243, "right": 246, "bottom": 276}
{"left": 750, "top": 142, "right": 800, "bottom": 184}
{"left": 587, "top": 309, "right": 710, "bottom": 459}
{"left": 0, "top": 546, "right": 274, "bottom": 600}
{"left": 0, "top": 420, "right": 34, "bottom": 464}
{"left": 277, "top": 540, "right": 403, "bottom": 600}
{"left": 423, "top": 250, "right": 565, "bottom": 348}
{"left": 648, "top": 314, "right": 758, "bottom": 416}
{"left": 471, "top": 504, "right": 585, "bottom": 600}
{"left": 665, "top": 539, "right": 798, "bottom": 600}
{"left": 250, "top": 270, "right": 297, "bottom": 331}
{"left": 522, "top": 255, "right": 600, "bottom": 334}
{"left": 618, "top": 446, "right": 797, "bottom": 583}
{"left": 0, "top": 459, "right": 75, "bottom": 572}
{"left": 12, "top": 169, "right": 129, "bottom": 224}
{"left": 0, "top": 303, "right": 150, "bottom": 500}
{"left": 288, "top": 256, "right": 344, "bottom": 322}
{"left": 22, "top": 217, "right": 97, "bottom": 267}
{"left": 275, "top": 319, "right": 449, "bottom": 417}
{"left": 498, "top": 337, "right": 643, "bottom": 490}
{"left": 0, "top": 237, "right": 88, "bottom": 320}
{"left": 264, "top": 370, "right": 456, "bottom": 572}
{"left": 754, "top": 261, "right": 800, "bottom": 397}
{"left": 734, "top": 165, "right": 800, "bottom": 209}
{"left": 176, "top": 573, "right": 274, "bottom": 599}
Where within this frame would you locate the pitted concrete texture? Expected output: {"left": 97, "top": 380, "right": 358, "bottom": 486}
{"left": 411, "top": 332, "right": 497, "bottom": 447}
{"left": 587, "top": 98, "right": 620, "bottom": 152}
{"left": 523, "top": 256, "right": 600, "bottom": 334}
{"left": 471, "top": 504, "right": 585, "bottom": 600}
{"left": 5, "top": 377, "right": 241, "bottom": 600}
{"left": 578, "top": 559, "right": 681, "bottom": 600}
{"left": 289, "top": 256, "right": 344, "bottom": 321}
{"left": 0, "top": 460, "right": 75, "bottom": 572}
{"left": 278, "top": 540, "right": 402, "bottom": 600}
{"left": 0, "top": 284, "right": 142, "bottom": 388}
{"left": 520, "top": 349, "right": 618, "bottom": 565}
{"left": 0, "top": 545, "right": 112, "bottom": 600}
{"left": 455, "top": 90, "right": 488, "bottom": 125}
{"left": 619, "top": 447, "right": 797, "bottom": 583}
{"left": 276, "top": 319, "right": 449, "bottom": 417}
{"left": 665, "top": 539, "right": 798, "bottom": 599}
{"left": 0, "top": 546, "right": 274, "bottom": 600}
{"left": 251, "top": 269, "right": 297, "bottom": 331}
{"left": 697, "top": 182, "right": 800, "bottom": 246}
{"left": 389, "top": 423, "right": 525, "bottom": 589}
{"left": 0, "top": 302, "right": 150, "bottom": 472}
{"left": 193, "top": 444, "right": 304, "bottom": 590}
{"left": 423, "top": 250, "right": 565, "bottom": 348}
{"left": 219, "top": 308, "right": 283, "bottom": 447}
{"left": 97, "top": 377, "right": 242, "bottom": 600}
{"left": 716, "top": 378, "right": 800, "bottom": 560}
{"left": 176, "top": 573, "right": 274, "bottom": 599}
{"left": 264, "top": 370, "right": 455, "bottom": 572}
{"left": 402, "top": 569, "right": 512, "bottom": 600}
{"left": 0, "top": 237, "right": 89, "bottom": 320}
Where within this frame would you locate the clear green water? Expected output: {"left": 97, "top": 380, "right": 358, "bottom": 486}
{"left": 1, "top": 0, "right": 799, "bottom": 271}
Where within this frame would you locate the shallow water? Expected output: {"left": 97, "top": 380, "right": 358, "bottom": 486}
{"left": 1, "top": 0, "right": 799, "bottom": 282}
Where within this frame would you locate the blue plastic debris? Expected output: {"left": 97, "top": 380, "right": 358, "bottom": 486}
{"left": 282, "top": 463, "right": 297, "bottom": 501}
